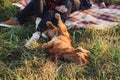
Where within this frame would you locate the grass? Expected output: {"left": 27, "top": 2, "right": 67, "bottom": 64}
{"left": 0, "top": 0, "right": 120, "bottom": 80}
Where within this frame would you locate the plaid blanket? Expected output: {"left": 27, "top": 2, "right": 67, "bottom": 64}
{"left": 65, "top": 4, "right": 120, "bottom": 30}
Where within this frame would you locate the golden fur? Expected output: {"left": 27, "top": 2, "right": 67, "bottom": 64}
{"left": 42, "top": 13, "right": 89, "bottom": 64}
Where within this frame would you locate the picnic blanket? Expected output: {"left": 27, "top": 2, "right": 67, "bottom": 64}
{"left": 0, "top": 4, "right": 120, "bottom": 30}
{"left": 65, "top": 4, "right": 120, "bottom": 30}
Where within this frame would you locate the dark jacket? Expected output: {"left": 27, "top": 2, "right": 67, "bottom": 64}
{"left": 45, "top": 0, "right": 80, "bottom": 12}
{"left": 80, "top": 0, "right": 92, "bottom": 10}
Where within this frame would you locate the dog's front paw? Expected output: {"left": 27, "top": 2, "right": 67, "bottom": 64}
{"left": 42, "top": 43, "right": 48, "bottom": 48}
{"left": 55, "top": 13, "right": 60, "bottom": 20}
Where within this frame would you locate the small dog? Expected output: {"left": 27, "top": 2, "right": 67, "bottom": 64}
{"left": 42, "top": 13, "right": 89, "bottom": 64}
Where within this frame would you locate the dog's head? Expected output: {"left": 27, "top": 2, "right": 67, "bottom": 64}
{"left": 45, "top": 21, "right": 59, "bottom": 39}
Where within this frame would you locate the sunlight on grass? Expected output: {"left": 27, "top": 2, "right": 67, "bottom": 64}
{"left": 0, "top": 0, "right": 120, "bottom": 80}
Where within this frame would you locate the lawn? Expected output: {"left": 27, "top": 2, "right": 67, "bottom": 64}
{"left": 0, "top": 0, "right": 120, "bottom": 80}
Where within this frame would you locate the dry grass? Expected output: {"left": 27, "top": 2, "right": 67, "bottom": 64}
{"left": 0, "top": 0, "right": 120, "bottom": 80}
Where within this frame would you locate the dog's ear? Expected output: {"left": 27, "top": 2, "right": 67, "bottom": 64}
{"left": 46, "top": 21, "right": 57, "bottom": 30}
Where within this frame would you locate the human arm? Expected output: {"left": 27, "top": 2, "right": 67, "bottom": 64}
{"left": 55, "top": 5, "right": 68, "bottom": 13}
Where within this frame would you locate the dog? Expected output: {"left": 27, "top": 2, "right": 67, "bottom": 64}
{"left": 42, "top": 13, "right": 89, "bottom": 64}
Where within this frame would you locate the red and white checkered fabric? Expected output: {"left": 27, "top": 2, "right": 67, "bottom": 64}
{"left": 65, "top": 4, "right": 120, "bottom": 30}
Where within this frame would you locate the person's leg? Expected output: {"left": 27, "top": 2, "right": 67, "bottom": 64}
{"left": 34, "top": 0, "right": 46, "bottom": 18}
{"left": 25, "top": 10, "right": 58, "bottom": 49}
{"left": 16, "top": 0, "right": 35, "bottom": 24}
{"left": 24, "top": 0, "right": 47, "bottom": 48}
{"left": 34, "top": 0, "right": 46, "bottom": 29}
{"left": 5, "top": 0, "right": 35, "bottom": 25}
{"left": 36, "top": 10, "right": 54, "bottom": 33}
{"left": 12, "top": 0, "right": 28, "bottom": 10}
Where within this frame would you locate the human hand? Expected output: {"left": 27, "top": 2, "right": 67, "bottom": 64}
{"left": 99, "top": 2, "right": 106, "bottom": 8}
{"left": 55, "top": 5, "right": 68, "bottom": 13}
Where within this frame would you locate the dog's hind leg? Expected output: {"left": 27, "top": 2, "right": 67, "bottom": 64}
{"left": 55, "top": 13, "right": 68, "bottom": 35}
{"left": 55, "top": 13, "right": 71, "bottom": 41}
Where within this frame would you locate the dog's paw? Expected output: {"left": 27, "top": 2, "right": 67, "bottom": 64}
{"left": 76, "top": 47, "right": 90, "bottom": 54}
{"left": 42, "top": 43, "right": 48, "bottom": 48}
{"left": 55, "top": 13, "right": 60, "bottom": 19}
